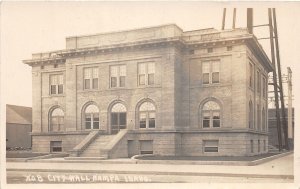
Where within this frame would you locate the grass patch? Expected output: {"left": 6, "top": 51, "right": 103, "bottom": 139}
{"left": 6, "top": 151, "right": 48, "bottom": 158}
{"left": 135, "top": 153, "right": 280, "bottom": 161}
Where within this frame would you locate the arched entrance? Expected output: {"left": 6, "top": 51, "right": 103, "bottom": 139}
{"left": 111, "top": 103, "right": 127, "bottom": 134}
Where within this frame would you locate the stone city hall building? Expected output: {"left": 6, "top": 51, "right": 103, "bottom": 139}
{"left": 24, "top": 24, "right": 273, "bottom": 158}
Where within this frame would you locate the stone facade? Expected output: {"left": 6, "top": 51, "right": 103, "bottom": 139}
{"left": 24, "top": 24, "right": 273, "bottom": 157}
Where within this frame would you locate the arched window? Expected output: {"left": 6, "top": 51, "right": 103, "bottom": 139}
{"left": 50, "top": 108, "right": 64, "bottom": 132}
{"left": 111, "top": 103, "right": 127, "bottom": 134}
{"left": 257, "top": 104, "right": 261, "bottom": 130}
{"left": 84, "top": 104, "right": 99, "bottom": 130}
{"left": 262, "top": 107, "right": 266, "bottom": 131}
{"left": 202, "top": 101, "right": 220, "bottom": 128}
{"left": 249, "top": 101, "right": 254, "bottom": 129}
{"left": 139, "top": 101, "right": 155, "bottom": 129}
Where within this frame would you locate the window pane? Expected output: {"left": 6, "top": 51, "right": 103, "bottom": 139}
{"left": 203, "top": 112, "right": 210, "bottom": 119}
{"left": 111, "top": 77, "right": 117, "bottom": 88}
{"left": 50, "top": 75, "right": 57, "bottom": 85}
{"left": 203, "top": 101, "right": 220, "bottom": 111}
{"left": 111, "top": 113, "right": 118, "bottom": 125}
{"left": 148, "top": 74, "right": 154, "bottom": 85}
{"left": 84, "top": 79, "right": 90, "bottom": 89}
{"left": 213, "top": 112, "right": 220, "bottom": 119}
{"left": 202, "top": 62, "right": 210, "bottom": 73}
{"left": 84, "top": 68, "right": 92, "bottom": 79}
{"left": 203, "top": 73, "right": 209, "bottom": 84}
{"left": 52, "top": 147, "right": 62, "bottom": 152}
{"left": 204, "top": 147, "right": 218, "bottom": 152}
{"left": 93, "top": 121, "right": 99, "bottom": 129}
{"left": 213, "top": 120, "right": 220, "bottom": 127}
{"left": 110, "top": 66, "right": 118, "bottom": 77}
{"left": 92, "top": 68, "right": 98, "bottom": 78}
{"left": 92, "top": 78, "right": 98, "bottom": 89}
{"left": 58, "top": 75, "right": 63, "bottom": 84}
{"left": 212, "top": 61, "right": 220, "bottom": 72}
{"left": 203, "top": 120, "right": 210, "bottom": 128}
{"left": 139, "top": 74, "right": 145, "bottom": 85}
{"left": 138, "top": 63, "right": 146, "bottom": 74}
{"left": 149, "top": 119, "right": 155, "bottom": 128}
{"left": 119, "top": 113, "right": 126, "bottom": 126}
{"left": 51, "top": 85, "right": 56, "bottom": 94}
{"left": 148, "top": 63, "right": 155, "bottom": 74}
{"left": 120, "top": 76, "right": 125, "bottom": 87}
{"left": 120, "top": 65, "right": 126, "bottom": 76}
{"left": 212, "top": 72, "right": 219, "bottom": 83}
{"left": 85, "top": 121, "right": 91, "bottom": 129}
{"left": 140, "top": 121, "right": 146, "bottom": 128}
{"left": 58, "top": 84, "right": 63, "bottom": 94}
{"left": 139, "top": 113, "right": 146, "bottom": 128}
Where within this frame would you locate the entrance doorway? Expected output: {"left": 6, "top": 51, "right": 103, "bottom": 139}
{"left": 111, "top": 103, "right": 127, "bottom": 134}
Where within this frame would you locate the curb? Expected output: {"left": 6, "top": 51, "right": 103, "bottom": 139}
{"left": 23, "top": 152, "right": 293, "bottom": 166}
{"left": 248, "top": 151, "right": 293, "bottom": 166}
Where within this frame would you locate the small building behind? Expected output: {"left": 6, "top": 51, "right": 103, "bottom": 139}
{"left": 268, "top": 108, "right": 294, "bottom": 149}
{"left": 6, "top": 104, "right": 32, "bottom": 149}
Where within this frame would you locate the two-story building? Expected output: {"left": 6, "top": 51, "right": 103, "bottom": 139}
{"left": 24, "top": 24, "right": 273, "bottom": 158}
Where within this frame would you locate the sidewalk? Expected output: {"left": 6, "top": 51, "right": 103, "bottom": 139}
{"left": 7, "top": 153, "right": 294, "bottom": 179}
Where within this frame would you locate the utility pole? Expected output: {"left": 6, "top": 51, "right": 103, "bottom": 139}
{"left": 287, "top": 67, "right": 293, "bottom": 147}
{"left": 222, "top": 8, "right": 226, "bottom": 30}
{"left": 272, "top": 8, "right": 289, "bottom": 150}
{"left": 232, "top": 8, "right": 236, "bottom": 29}
{"left": 268, "top": 8, "right": 283, "bottom": 151}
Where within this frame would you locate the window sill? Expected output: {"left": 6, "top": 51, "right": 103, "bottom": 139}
{"left": 48, "top": 94, "right": 65, "bottom": 97}
{"left": 137, "top": 85, "right": 160, "bottom": 89}
{"left": 109, "top": 87, "right": 127, "bottom": 90}
{"left": 82, "top": 89, "right": 99, "bottom": 92}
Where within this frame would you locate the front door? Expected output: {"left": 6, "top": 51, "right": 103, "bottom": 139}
{"left": 111, "top": 112, "right": 126, "bottom": 134}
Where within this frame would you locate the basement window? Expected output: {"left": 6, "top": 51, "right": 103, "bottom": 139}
{"left": 140, "top": 140, "right": 153, "bottom": 155}
{"left": 50, "top": 141, "right": 62, "bottom": 152}
{"left": 203, "top": 140, "right": 219, "bottom": 152}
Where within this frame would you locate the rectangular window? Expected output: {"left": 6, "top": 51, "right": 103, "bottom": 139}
{"left": 202, "top": 112, "right": 210, "bottom": 128}
{"left": 50, "top": 141, "right": 62, "bottom": 152}
{"left": 202, "top": 62, "right": 210, "bottom": 84}
{"left": 258, "top": 140, "right": 260, "bottom": 152}
{"left": 212, "top": 112, "right": 220, "bottom": 127}
{"left": 250, "top": 140, "right": 254, "bottom": 153}
{"left": 249, "top": 63, "right": 254, "bottom": 88}
{"left": 262, "top": 77, "right": 266, "bottom": 98}
{"left": 138, "top": 62, "right": 155, "bottom": 86}
{"left": 257, "top": 71, "right": 260, "bottom": 93}
{"left": 263, "top": 140, "right": 266, "bottom": 151}
{"left": 84, "top": 67, "right": 98, "bottom": 90}
{"left": 140, "top": 140, "right": 153, "bottom": 155}
{"left": 50, "top": 74, "right": 64, "bottom": 95}
{"left": 202, "top": 60, "right": 220, "bottom": 84}
{"left": 203, "top": 140, "right": 219, "bottom": 152}
{"left": 139, "top": 113, "right": 147, "bottom": 128}
{"left": 212, "top": 61, "right": 220, "bottom": 83}
{"left": 149, "top": 112, "right": 156, "bottom": 128}
{"left": 110, "top": 65, "right": 126, "bottom": 88}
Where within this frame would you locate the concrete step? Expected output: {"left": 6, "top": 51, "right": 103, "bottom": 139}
{"left": 80, "top": 135, "right": 116, "bottom": 157}
{"left": 65, "top": 157, "right": 107, "bottom": 160}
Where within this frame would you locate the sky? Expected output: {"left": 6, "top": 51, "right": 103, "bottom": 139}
{"left": 1, "top": 1, "right": 300, "bottom": 108}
